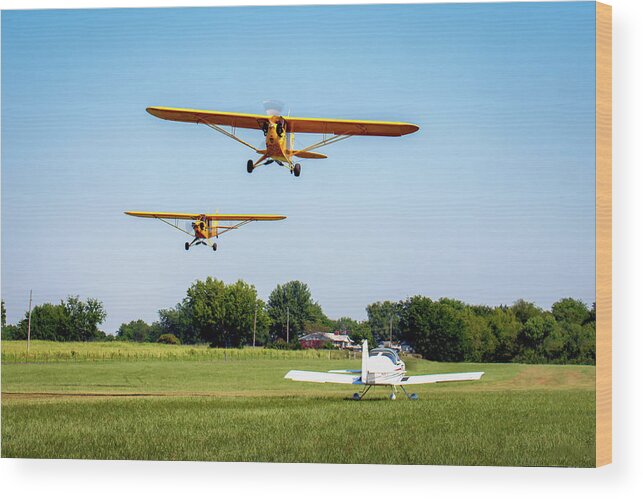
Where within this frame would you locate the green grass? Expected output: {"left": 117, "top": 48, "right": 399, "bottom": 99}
{"left": 1, "top": 342, "right": 596, "bottom": 466}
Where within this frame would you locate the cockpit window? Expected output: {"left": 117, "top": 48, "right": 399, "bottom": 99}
{"left": 369, "top": 348, "right": 399, "bottom": 364}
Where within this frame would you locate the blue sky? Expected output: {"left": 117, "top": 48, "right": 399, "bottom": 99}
{"left": 1, "top": 3, "right": 596, "bottom": 332}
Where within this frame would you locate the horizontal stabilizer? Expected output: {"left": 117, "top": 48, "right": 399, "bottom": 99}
{"left": 328, "top": 369, "right": 362, "bottom": 374}
{"left": 285, "top": 370, "right": 363, "bottom": 385}
{"left": 399, "top": 372, "right": 484, "bottom": 385}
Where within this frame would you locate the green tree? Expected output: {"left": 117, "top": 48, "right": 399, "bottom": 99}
{"left": 187, "top": 277, "right": 269, "bottom": 347}
{"left": 1, "top": 324, "right": 20, "bottom": 340}
{"left": 551, "top": 298, "right": 590, "bottom": 325}
{"left": 366, "top": 300, "right": 401, "bottom": 343}
{"left": 333, "top": 316, "right": 358, "bottom": 332}
{"left": 398, "top": 296, "right": 467, "bottom": 361}
{"left": 63, "top": 296, "right": 107, "bottom": 341}
{"left": 511, "top": 299, "right": 543, "bottom": 324}
{"left": 158, "top": 301, "right": 198, "bottom": 344}
{"left": 16, "top": 302, "right": 68, "bottom": 341}
{"left": 116, "top": 319, "right": 152, "bottom": 342}
{"left": 11, "top": 296, "right": 105, "bottom": 342}
{"left": 460, "top": 307, "right": 494, "bottom": 362}
{"left": 267, "top": 281, "right": 323, "bottom": 341}
{"left": 486, "top": 308, "right": 521, "bottom": 362}
{"left": 516, "top": 314, "right": 560, "bottom": 362}
{"left": 348, "top": 321, "right": 374, "bottom": 347}
{"left": 1, "top": 299, "right": 6, "bottom": 328}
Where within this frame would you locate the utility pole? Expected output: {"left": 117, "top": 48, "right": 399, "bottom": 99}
{"left": 27, "top": 290, "right": 33, "bottom": 356}
{"left": 253, "top": 301, "right": 257, "bottom": 347}
{"left": 389, "top": 316, "right": 393, "bottom": 344}
{"left": 286, "top": 306, "right": 290, "bottom": 344}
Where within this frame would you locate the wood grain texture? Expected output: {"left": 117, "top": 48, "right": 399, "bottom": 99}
{"left": 595, "top": 1, "right": 612, "bottom": 467}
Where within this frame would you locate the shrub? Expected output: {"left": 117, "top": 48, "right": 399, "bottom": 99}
{"left": 157, "top": 333, "right": 181, "bottom": 345}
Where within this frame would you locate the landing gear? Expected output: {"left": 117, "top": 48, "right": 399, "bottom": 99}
{"left": 212, "top": 242, "right": 217, "bottom": 252}
{"left": 185, "top": 242, "right": 190, "bottom": 251}
{"left": 389, "top": 393, "right": 397, "bottom": 401}
{"left": 352, "top": 385, "right": 372, "bottom": 401}
{"left": 294, "top": 163, "right": 301, "bottom": 177}
{"left": 399, "top": 385, "right": 419, "bottom": 400}
{"left": 247, "top": 160, "right": 254, "bottom": 173}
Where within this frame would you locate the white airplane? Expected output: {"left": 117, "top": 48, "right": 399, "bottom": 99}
{"left": 285, "top": 340, "right": 484, "bottom": 400}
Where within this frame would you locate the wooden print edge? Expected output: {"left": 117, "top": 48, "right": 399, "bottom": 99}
{"left": 595, "top": 0, "right": 612, "bottom": 468}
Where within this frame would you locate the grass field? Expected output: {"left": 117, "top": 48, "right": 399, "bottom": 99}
{"left": 1, "top": 341, "right": 596, "bottom": 466}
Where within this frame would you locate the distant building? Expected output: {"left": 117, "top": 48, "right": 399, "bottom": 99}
{"left": 299, "top": 331, "right": 354, "bottom": 350}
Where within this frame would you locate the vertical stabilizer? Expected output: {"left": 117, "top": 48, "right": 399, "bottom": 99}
{"left": 361, "top": 340, "right": 369, "bottom": 383}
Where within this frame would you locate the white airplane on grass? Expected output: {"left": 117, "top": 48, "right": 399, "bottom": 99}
{"left": 284, "top": 340, "right": 484, "bottom": 400}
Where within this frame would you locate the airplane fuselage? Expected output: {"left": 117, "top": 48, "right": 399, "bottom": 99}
{"left": 192, "top": 218, "right": 218, "bottom": 240}
{"left": 264, "top": 116, "right": 290, "bottom": 162}
{"left": 362, "top": 348, "right": 407, "bottom": 385}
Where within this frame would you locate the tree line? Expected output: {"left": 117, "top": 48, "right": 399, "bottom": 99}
{"left": 1, "top": 278, "right": 595, "bottom": 365}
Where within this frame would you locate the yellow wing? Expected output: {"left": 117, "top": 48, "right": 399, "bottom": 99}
{"left": 284, "top": 116, "right": 418, "bottom": 136}
{"left": 147, "top": 106, "right": 419, "bottom": 136}
{"left": 147, "top": 107, "right": 268, "bottom": 130}
{"left": 124, "top": 211, "right": 286, "bottom": 221}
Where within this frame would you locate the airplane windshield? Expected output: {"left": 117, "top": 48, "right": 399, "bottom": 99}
{"left": 369, "top": 348, "right": 399, "bottom": 364}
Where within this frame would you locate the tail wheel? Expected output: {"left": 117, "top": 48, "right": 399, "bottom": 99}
{"left": 294, "top": 163, "right": 301, "bottom": 177}
{"left": 212, "top": 242, "right": 218, "bottom": 252}
{"left": 247, "top": 160, "right": 254, "bottom": 173}
{"left": 184, "top": 242, "right": 190, "bottom": 251}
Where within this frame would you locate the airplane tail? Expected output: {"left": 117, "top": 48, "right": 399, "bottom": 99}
{"left": 361, "top": 340, "right": 369, "bottom": 383}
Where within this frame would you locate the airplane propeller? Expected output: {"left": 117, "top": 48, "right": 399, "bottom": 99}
{"left": 262, "top": 99, "right": 285, "bottom": 117}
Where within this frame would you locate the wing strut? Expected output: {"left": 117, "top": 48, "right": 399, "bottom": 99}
{"left": 295, "top": 134, "right": 353, "bottom": 155}
{"left": 197, "top": 117, "right": 261, "bottom": 152}
{"left": 155, "top": 216, "right": 194, "bottom": 236}
{"left": 215, "top": 218, "right": 254, "bottom": 236}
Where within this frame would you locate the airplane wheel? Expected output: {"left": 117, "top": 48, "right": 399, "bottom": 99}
{"left": 352, "top": 393, "right": 361, "bottom": 401}
{"left": 294, "top": 163, "right": 301, "bottom": 177}
{"left": 247, "top": 160, "right": 254, "bottom": 173}
{"left": 389, "top": 393, "right": 396, "bottom": 401}
{"left": 410, "top": 393, "right": 419, "bottom": 400}
{"left": 184, "top": 242, "right": 190, "bottom": 251}
{"left": 212, "top": 242, "right": 217, "bottom": 252}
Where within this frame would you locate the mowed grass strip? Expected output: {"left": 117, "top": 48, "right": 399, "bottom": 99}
{"left": 1, "top": 392, "right": 594, "bottom": 466}
{"left": 2, "top": 356, "right": 595, "bottom": 396}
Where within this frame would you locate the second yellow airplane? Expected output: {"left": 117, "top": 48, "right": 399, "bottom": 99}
{"left": 147, "top": 105, "right": 420, "bottom": 177}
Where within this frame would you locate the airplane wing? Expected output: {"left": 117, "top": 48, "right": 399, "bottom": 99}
{"left": 147, "top": 106, "right": 268, "bottom": 130}
{"left": 398, "top": 372, "right": 485, "bottom": 385}
{"left": 147, "top": 106, "right": 419, "bottom": 137}
{"left": 285, "top": 370, "right": 363, "bottom": 385}
{"left": 284, "top": 116, "right": 419, "bottom": 137}
{"left": 124, "top": 211, "right": 286, "bottom": 221}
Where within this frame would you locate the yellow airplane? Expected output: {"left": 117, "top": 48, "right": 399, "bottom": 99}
{"left": 146, "top": 105, "right": 420, "bottom": 177}
{"left": 124, "top": 211, "right": 286, "bottom": 251}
